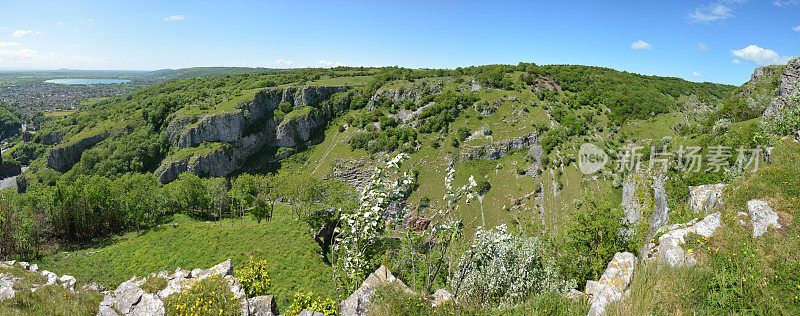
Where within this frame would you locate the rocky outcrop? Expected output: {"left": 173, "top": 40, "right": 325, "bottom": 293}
{"left": 367, "top": 81, "right": 443, "bottom": 110}
{"left": 247, "top": 295, "right": 279, "bottom": 316}
{"left": 340, "top": 265, "right": 413, "bottom": 316}
{"left": 462, "top": 132, "right": 538, "bottom": 160}
{"left": 167, "top": 86, "right": 347, "bottom": 149}
{"left": 585, "top": 252, "right": 636, "bottom": 316}
{"left": 687, "top": 184, "right": 726, "bottom": 213}
{"left": 98, "top": 259, "right": 248, "bottom": 316}
{"left": 762, "top": 57, "right": 800, "bottom": 123}
{"left": 156, "top": 86, "right": 347, "bottom": 183}
{"left": 643, "top": 212, "right": 722, "bottom": 267}
{"left": 325, "top": 159, "right": 374, "bottom": 193}
{"left": 155, "top": 122, "right": 276, "bottom": 183}
{"left": 747, "top": 200, "right": 782, "bottom": 238}
{"left": 46, "top": 131, "right": 111, "bottom": 172}
{"left": 276, "top": 107, "right": 324, "bottom": 148}
{"left": 0, "top": 261, "right": 78, "bottom": 303}
{"left": 621, "top": 171, "right": 669, "bottom": 232}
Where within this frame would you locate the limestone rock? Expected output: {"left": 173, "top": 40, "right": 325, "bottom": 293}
{"left": 763, "top": 57, "right": 800, "bottom": 123}
{"left": 41, "top": 270, "right": 58, "bottom": 286}
{"left": 101, "top": 260, "right": 238, "bottom": 316}
{"left": 0, "top": 274, "right": 17, "bottom": 301}
{"left": 621, "top": 171, "right": 670, "bottom": 232}
{"left": 18, "top": 261, "right": 29, "bottom": 270}
{"left": 298, "top": 310, "right": 325, "bottom": 316}
{"left": 59, "top": 275, "right": 77, "bottom": 291}
{"left": 275, "top": 107, "right": 323, "bottom": 148}
{"left": 587, "top": 252, "right": 636, "bottom": 316}
{"left": 82, "top": 282, "right": 106, "bottom": 293}
{"left": 248, "top": 295, "right": 279, "bottom": 316}
{"left": 462, "top": 132, "right": 538, "bottom": 160}
{"left": 747, "top": 200, "right": 782, "bottom": 237}
{"left": 46, "top": 131, "right": 112, "bottom": 172}
{"left": 688, "top": 184, "right": 726, "bottom": 213}
{"left": 431, "top": 289, "right": 453, "bottom": 307}
{"left": 341, "top": 265, "right": 412, "bottom": 316}
{"left": 644, "top": 212, "right": 722, "bottom": 267}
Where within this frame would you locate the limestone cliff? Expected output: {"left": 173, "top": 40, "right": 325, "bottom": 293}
{"left": 45, "top": 131, "right": 111, "bottom": 172}
{"left": 155, "top": 85, "right": 348, "bottom": 183}
{"left": 762, "top": 57, "right": 800, "bottom": 122}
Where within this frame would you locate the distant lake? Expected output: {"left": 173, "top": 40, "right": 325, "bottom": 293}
{"left": 45, "top": 79, "right": 131, "bottom": 84}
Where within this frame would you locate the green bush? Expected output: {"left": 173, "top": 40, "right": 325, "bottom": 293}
{"left": 286, "top": 292, "right": 336, "bottom": 316}
{"left": 163, "top": 275, "right": 241, "bottom": 316}
{"left": 235, "top": 256, "right": 272, "bottom": 297}
{"left": 557, "top": 199, "right": 637, "bottom": 288}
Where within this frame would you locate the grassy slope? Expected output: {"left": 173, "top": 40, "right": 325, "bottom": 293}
{"left": 33, "top": 206, "right": 334, "bottom": 309}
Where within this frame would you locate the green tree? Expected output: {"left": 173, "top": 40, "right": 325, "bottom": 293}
{"left": 116, "top": 173, "right": 164, "bottom": 233}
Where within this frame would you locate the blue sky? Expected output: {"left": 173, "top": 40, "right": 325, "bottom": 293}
{"left": 0, "top": 0, "right": 797, "bottom": 85}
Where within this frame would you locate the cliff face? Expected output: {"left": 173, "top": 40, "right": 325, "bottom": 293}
{"left": 45, "top": 131, "right": 111, "bottom": 172}
{"left": 367, "top": 81, "right": 443, "bottom": 110}
{"left": 154, "top": 85, "right": 348, "bottom": 183}
{"left": 461, "top": 132, "right": 539, "bottom": 160}
{"left": 154, "top": 123, "right": 276, "bottom": 183}
{"left": 166, "top": 86, "right": 347, "bottom": 149}
{"left": 762, "top": 57, "right": 800, "bottom": 121}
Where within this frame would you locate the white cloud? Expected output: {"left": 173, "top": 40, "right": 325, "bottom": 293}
{"left": 0, "top": 48, "right": 45, "bottom": 63}
{"left": 0, "top": 48, "right": 111, "bottom": 68}
{"left": 692, "top": 72, "right": 705, "bottom": 77}
{"left": 0, "top": 42, "right": 20, "bottom": 47}
{"left": 687, "top": 2, "right": 734, "bottom": 23}
{"left": 271, "top": 59, "right": 294, "bottom": 68}
{"left": 696, "top": 42, "right": 710, "bottom": 51}
{"left": 731, "top": 45, "right": 793, "bottom": 65}
{"left": 732, "top": 59, "right": 741, "bottom": 64}
{"left": 11, "top": 29, "right": 42, "bottom": 37}
{"left": 56, "top": 21, "right": 64, "bottom": 26}
{"left": 81, "top": 19, "right": 94, "bottom": 24}
{"left": 163, "top": 15, "right": 185, "bottom": 22}
{"left": 630, "top": 40, "right": 652, "bottom": 50}
{"left": 316, "top": 60, "right": 348, "bottom": 68}
{"left": 773, "top": 0, "right": 799, "bottom": 6}
{"left": 793, "top": 26, "right": 800, "bottom": 32}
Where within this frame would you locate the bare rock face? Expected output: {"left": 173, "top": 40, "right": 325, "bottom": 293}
{"left": 621, "top": 171, "right": 670, "bottom": 233}
{"left": 462, "top": 132, "right": 538, "bottom": 160}
{"left": 747, "top": 200, "right": 782, "bottom": 237}
{"left": 763, "top": 57, "right": 800, "bottom": 123}
{"left": 586, "top": 252, "right": 636, "bottom": 316}
{"left": 340, "top": 265, "right": 413, "bottom": 316}
{"left": 275, "top": 108, "right": 323, "bottom": 148}
{"left": 688, "top": 184, "right": 726, "bottom": 213}
{"left": 155, "top": 86, "right": 347, "bottom": 184}
{"left": 248, "top": 295, "right": 279, "bottom": 316}
{"left": 46, "top": 131, "right": 111, "bottom": 172}
{"left": 643, "top": 212, "right": 722, "bottom": 267}
{"left": 0, "top": 274, "right": 17, "bottom": 301}
{"left": 367, "top": 81, "right": 443, "bottom": 110}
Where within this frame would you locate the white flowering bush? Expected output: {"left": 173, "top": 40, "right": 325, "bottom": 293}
{"left": 450, "top": 225, "right": 575, "bottom": 308}
{"left": 333, "top": 153, "right": 415, "bottom": 290}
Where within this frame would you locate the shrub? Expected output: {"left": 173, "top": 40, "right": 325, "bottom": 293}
{"left": 235, "top": 256, "right": 272, "bottom": 297}
{"left": 451, "top": 225, "right": 574, "bottom": 307}
{"left": 557, "top": 199, "right": 636, "bottom": 288}
{"left": 163, "top": 275, "right": 241, "bottom": 316}
{"left": 285, "top": 292, "right": 336, "bottom": 316}
{"left": 476, "top": 180, "right": 491, "bottom": 195}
